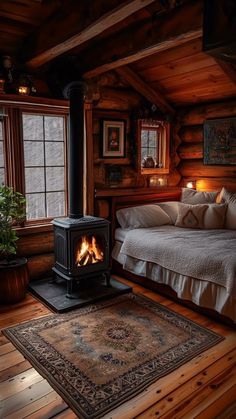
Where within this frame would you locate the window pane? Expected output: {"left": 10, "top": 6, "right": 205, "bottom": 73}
{"left": 23, "top": 115, "right": 43, "bottom": 141}
{"left": 45, "top": 142, "right": 64, "bottom": 166}
{"left": 148, "top": 148, "right": 156, "bottom": 159}
{"left": 141, "top": 130, "right": 148, "bottom": 147}
{"left": 46, "top": 167, "right": 64, "bottom": 191}
{"left": 26, "top": 193, "right": 46, "bottom": 219}
{"left": 0, "top": 168, "right": 4, "bottom": 185}
{"left": 148, "top": 130, "right": 157, "bottom": 147}
{"left": 25, "top": 168, "right": 45, "bottom": 193}
{"left": 23, "top": 113, "right": 66, "bottom": 220}
{"left": 46, "top": 192, "right": 65, "bottom": 217}
{"left": 0, "top": 139, "right": 4, "bottom": 168}
{"left": 24, "top": 141, "right": 44, "bottom": 166}
{"left": 45, "top": 116, "right": 64, "bottom": 141}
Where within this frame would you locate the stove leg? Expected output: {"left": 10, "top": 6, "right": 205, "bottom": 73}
{"left": 104, "top": 271, "right": 111, "bottom": 288}
{"left": 66, "top": 279, "right": 74, "bottom": 298}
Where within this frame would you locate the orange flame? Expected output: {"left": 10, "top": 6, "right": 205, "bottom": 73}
{"left": 76, "top": 235, "right": 104, "bottom": 267}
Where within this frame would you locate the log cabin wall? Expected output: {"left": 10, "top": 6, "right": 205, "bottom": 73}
{"left": 177, "top": 99, "right": 236, "bottom": 191}
{"left": 16, "top": 227, "right": 54, "bottom": 281}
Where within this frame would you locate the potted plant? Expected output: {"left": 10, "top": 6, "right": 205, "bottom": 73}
{"left": 0, "top": 185, "right": 29, "bottom": 304}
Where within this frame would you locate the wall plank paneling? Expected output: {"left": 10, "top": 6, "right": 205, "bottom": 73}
{"left": 16, "top": 228, "right": 54, "bottom": 281}
{"left": 176, "top": 99, "right": 236, "bottom": 191}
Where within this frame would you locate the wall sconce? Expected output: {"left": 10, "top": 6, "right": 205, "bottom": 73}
{"left": 186, "top": 180, "right": 196, "bottom": 189}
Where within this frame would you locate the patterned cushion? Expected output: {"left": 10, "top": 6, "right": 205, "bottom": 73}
{"left": 176, "top": 203, "right": 227, "bottom": 229}
{"left": 175, "top": 203, "right": 208, "bottom": 229}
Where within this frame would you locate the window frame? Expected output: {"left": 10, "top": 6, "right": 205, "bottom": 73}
{"left": 0, "top": 95, "right": 69, "bottom": 227}
{"left": 137, "top": 119, "right": 170, "bottom": 176}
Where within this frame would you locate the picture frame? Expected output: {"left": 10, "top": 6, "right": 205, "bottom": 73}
{"left": 106, "top": 165, "right": 123, "bottom": 186}
{"left": 101, "top": 119, "right": 126, "bottom": 158}
{"left": 204, "top": 117, "right": 236, "bottom": 165}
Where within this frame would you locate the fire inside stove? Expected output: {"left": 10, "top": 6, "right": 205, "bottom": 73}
{"left": 75, "top": 235, "right": 104, "bottom": 267}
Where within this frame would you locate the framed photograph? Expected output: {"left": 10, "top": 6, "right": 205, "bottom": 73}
{"left": 204, "top": 117, "right": 236, "bottom": 165}
{"left": 106, "top": 165, "right": 122, "bottom": 186}
{"left": 101, "top": 119, "right": 126, "bottom": 158}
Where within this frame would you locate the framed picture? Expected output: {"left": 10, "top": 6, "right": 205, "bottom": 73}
{"left": 204, "top": 117, "right": 236, "bottom": 165}
{"left": 106, "top": 165, "right": 122, "bottom": 186}
{"left": 101, "top": 119, "right": 126, "bottom": 158}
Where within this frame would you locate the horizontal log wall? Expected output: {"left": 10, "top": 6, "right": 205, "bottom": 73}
{"left": 176, "top": 99, "right": 236, "bottom": 191}
{"left": 17, "top": 227, "right": 54, "bottom": 281}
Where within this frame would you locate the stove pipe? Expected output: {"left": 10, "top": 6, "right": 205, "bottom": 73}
{"left": 64, "top": 81, "right": 84, "bottom": 218}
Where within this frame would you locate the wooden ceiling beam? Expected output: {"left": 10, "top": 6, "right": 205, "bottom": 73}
{"left": 25, "top": 0, "right": 156, "bottom": 69}
{"left": 83, "top": 0, "right": 203, "bottom": 79}
{"left": 116, "top": 66, "right": 175, "bottom": 115}
{"left": 215, "top": 59, "right": 236, "bottom": 86}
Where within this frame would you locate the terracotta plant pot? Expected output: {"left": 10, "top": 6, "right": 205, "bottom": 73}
{"left": 0, "top": 257, "right": 29, "bottom": 304}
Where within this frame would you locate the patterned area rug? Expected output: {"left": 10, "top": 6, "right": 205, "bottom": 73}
{"left": 4, "top": 294, "right": 223, "bottom": 419}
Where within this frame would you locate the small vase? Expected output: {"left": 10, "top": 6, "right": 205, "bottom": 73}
{"left": 142, "top": 156, "right": 155, "bottom": 168}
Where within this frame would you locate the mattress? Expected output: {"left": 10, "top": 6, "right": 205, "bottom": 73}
{"left": 114, "top": 228, "right": 130, "bottom": 242}
{"left": 112, "top": 227, "right": 236, "bottom": 323}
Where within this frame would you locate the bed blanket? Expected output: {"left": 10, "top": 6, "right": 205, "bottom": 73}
{"left": 120, "top": 226, "right": 236, "bottom": 298}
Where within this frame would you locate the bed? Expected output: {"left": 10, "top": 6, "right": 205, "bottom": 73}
{"left": 111, "top": 188, "right": 236, "bottom": 324}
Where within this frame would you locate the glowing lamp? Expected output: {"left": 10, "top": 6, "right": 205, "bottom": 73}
{"left": 18, "top": 85, "right": 30, "bottom": 95}
{"left": 186, "top": 181, "right": 194, "bottom": 189}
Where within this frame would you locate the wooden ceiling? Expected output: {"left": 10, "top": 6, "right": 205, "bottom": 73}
{"left": 0, "top": 0, "right": 236, "bottom": 109}
{"left": 130, "top": 38, "right": 236, "bottom": 106}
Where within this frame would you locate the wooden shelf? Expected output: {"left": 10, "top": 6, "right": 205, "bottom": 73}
{"left": 94, "top": 158, "right": 131, "bottom": 165}
{"left": 95, "top": 186, "right": 180, "bottom": 197}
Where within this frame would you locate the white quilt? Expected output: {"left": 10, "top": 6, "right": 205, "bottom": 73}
{"left": 120, "top": 226, "right": 236, "bottom": 299}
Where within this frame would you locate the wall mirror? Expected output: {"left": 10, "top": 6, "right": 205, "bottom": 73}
{"left": 137, "top": 119, "right": 170, "bottom": 175}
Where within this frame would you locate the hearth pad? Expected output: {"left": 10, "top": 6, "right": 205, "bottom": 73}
{"left": 28, "top": 276, "right": 132, "bottom": 313}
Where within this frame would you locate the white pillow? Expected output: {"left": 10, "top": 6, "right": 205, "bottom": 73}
{"left": 219, "top": 188, "right": 236, "bottom": 229}
{"left": 116, "top": 204, "right": 171, "bottom": 229}
{"left": 157, "top": 202, "right": 179, "bottom": 224}
{"left": 204, "top": 203, "right": 227, "bottom": 229}
{"left": 181, "top": 188, "right": 218, "bottom": 204}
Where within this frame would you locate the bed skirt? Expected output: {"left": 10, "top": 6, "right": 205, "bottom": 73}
{"left": 112, "top": 242, "right": 236, "bottom": 324}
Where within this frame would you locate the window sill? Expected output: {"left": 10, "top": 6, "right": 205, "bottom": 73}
{"left": 14, "top": 222, "right": 53, "bottom": 236}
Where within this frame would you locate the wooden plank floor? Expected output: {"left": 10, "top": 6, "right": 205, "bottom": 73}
{"left": 0, "top": 275, "right": 236, "bottom": 419}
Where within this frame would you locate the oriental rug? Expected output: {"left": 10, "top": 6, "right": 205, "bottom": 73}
{"left": 3, "top": 293, "right": 223, "bottom": 419}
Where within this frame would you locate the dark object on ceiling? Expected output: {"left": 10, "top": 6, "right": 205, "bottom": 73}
{"left": 203, "top": 0, "right": 236, "bottom": 63}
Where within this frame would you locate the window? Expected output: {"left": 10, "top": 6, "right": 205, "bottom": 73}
{"left": 0, "top": 98, "right": 68, "bottom": 224}
{"left": 0, "top": 119, "right": 5, "bottom": 185}
{"left": 23, "top": 114, "right": 66, "bottom": 220}
{"left": 137, "top": 119, "right": 170, "bottom": 175}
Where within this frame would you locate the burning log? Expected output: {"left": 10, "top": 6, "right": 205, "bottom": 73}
{"left": 76, "top": 235, "right": 104, "bottom": 266}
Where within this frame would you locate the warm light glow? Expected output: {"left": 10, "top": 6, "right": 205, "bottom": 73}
{"left": 18, "top": 86, "right": 30, "bottom": 95}
{"left": 186, "top": 182, "right": 194, "bottom": 189}
{"left": 76, "top": 235, "right": 104, "bottom": 267}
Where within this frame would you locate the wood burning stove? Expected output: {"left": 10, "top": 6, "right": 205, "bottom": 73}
{"left": 52, "top": 81, "right": 110, "bottom": 298}
{"left": 53, "top": 216, "right": 110, "bottom": 298}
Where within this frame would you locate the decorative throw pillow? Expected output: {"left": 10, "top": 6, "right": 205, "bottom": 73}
{"left": 181, "top": 188, "right": 218, "bottom": 204}
{"left": 175, "top": 203, "right": 208, "bottom": 229}
{"left": 157, "top": 201, "right": 180, "bottom": 224}
{"left": 116, "top": 204, "right": 171, "bottom": 229}
{"left": 204, "top": 203, "right": 227, "bottom": 229}
{"left": 218, "top": 188, "right": 236, "bottom": 229}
